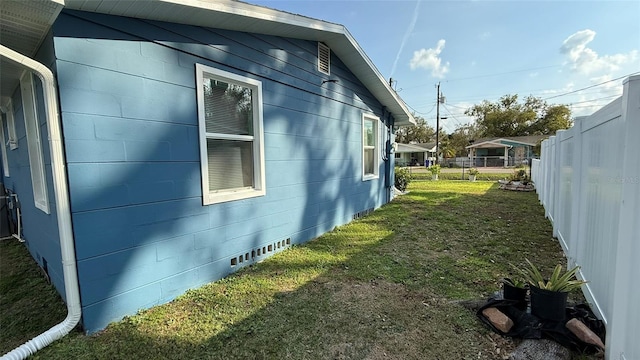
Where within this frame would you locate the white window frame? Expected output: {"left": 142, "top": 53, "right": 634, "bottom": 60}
{"left": 362, "top": 113, "right": 380, "bottom": 181}
{"left": 195, "top": 64, "right": 266, "bottom": 205}
{"left": 0, "top": 98, "right": 18, "bottom": 149}
{"left": 0, "top": 116, "right": 9, "bottom": 177}
{"left": 20, "top": 72, "right": 50, "bottom": 214}
{"left": 318, "top": 42, "right": 330, "bottom": 75}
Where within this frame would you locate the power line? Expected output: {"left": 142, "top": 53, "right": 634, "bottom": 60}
{"left": 570, "top": 104, "right": 614, "bottom": 109}
{"left": 440, "top": 85, "right": 626, "bottom": 112}
{"left": 406, "top": 102, "right": 436, "bottom": 116}
{"left": 439, "top": 111, "right": 468, "bottom": 118}
{"left": 402, "top": 64, "right": 562, "bottom": 90}
{"left": 440, "top": 77, "right": 633, "bottom": 105}
{"left": 568, "top": 94, "right": 620, "bottom": 106}
{"left": 445, "top": 64, "right": 562, "bottom": 83}
{"left": 445, "top": 103, "right": 470, "bottom": 111}
{"left": 442, "top": 104, "right": 465, "bottom": 128}
{"left": 543, "top": 72, "right": 640, "bottom": 100}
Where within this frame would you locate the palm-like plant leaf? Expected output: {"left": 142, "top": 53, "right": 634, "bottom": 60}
{"left": 512, "top": 259, "right": 588, "bottom": 293}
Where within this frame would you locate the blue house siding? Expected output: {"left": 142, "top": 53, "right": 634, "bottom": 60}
{"left": 0, "top": 31, "right": 67, "bottom": 299}
{"left": 53, "top": 10, "right": 392, "bottom": 332}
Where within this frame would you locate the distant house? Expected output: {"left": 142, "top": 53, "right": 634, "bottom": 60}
{"left": 395, "top": 142, "right": 436, "bottom": 166}
{"left": 466, "top": 135, "right": 548, "bottom": 167}
{"left": 0, "top": 0, "right": 414, "bottom": 334}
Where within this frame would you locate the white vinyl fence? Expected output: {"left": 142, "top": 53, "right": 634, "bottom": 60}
{"left": 532, "top": 75, "right": 640, "bottom": 360}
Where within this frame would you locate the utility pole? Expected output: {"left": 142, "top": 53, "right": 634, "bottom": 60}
{"left": 435, "top": 82, "right": 441, "bottom": 165}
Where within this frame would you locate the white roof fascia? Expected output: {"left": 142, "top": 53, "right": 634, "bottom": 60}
{"left": 396, "top": 143, "right": 433, "bottom": 153}
{"left": 63, "top": 0, "right": 415, "bottom": 126}
{"left": 466, "top": 138, "right": 536, "bottom": 149}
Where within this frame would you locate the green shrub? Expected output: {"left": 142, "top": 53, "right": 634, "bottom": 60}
{"left": 428, "top": 164, "right": 441, "bottom": 175}
{"left": 394, "top": 167, "right": 412, "bottom": 192}
{"left": 511, "top": 169, "right": 529, "bottom": 182}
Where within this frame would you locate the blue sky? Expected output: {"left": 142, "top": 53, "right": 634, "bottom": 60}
{"left": 248, "top": 0, "right": 639, "bottom": 132}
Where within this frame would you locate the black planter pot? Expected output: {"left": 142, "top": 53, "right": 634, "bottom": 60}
{"left": 530, "top": 285, "right": 568, "bottom": 321}
{"left": 502, "top": 279, "right": 528, "bottom": 311}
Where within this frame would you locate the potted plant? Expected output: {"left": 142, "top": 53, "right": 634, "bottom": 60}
{"left": 514, "top": 259, "right": 587, "bottom": 321}
{"left": 428, "top": 164, "right": 441, "bottom": 181}
{"left": 468, "top": 168, "right": 479, "bottom": 182}
{"left": 500, "top": 277, "right": 528, "bottom": 311}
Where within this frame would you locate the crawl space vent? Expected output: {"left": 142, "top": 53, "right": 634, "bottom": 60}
{"left": 353, "top": 207, "right": 374, "bottom": 220}
{"left": 230, "top": 238, "right": 291, "bottom": 268}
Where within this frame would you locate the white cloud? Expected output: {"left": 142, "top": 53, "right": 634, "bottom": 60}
{"left": 560, "top": 29, "right": 638, "bottom": 75}
{"left": 410, "top": 39, "right": 450, "bottom": 78}
{"left": 478, "top": 31, "right": 491, "bottom": 41}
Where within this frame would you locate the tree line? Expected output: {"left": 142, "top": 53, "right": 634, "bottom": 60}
{"left": 395, "top": 94, "right": 573, "bottom": 158}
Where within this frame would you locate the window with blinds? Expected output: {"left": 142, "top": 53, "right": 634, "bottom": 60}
{"left": 196, "top": 64, "right": 265, "bottom": 205}
{"left": 362, "top": 114, "right": 379, "bottom": 180}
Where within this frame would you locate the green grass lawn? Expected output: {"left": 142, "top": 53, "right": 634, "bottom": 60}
{"left": 0, "top": 239, "right": 67, "bottom": 353}
{"left": 1, "top": 181, "right": 592, "bottom": 359}
{"left": 409, "top": 172, "right": 513, "bottom": 181}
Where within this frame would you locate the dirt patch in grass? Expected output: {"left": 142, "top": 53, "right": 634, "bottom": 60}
{"left": 324, "top": 279, "right": 515, "bottom": 360}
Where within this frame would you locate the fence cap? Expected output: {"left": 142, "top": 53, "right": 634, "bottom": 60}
{"left": 623, "top": 74, "right": 640, "bottom": 84}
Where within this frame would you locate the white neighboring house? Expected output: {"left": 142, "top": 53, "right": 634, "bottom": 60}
{"left": 466, "top": 135, "right": 548, "bottom": 167}
{"left": 395, "top": 142, "right": 436, "bottom": 167}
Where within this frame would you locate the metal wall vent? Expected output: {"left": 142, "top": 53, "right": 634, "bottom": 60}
{"left": 318, "top": 42, "right": 330, "bottom": 75}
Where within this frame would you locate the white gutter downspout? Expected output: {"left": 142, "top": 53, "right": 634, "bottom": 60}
{"left": 0, "top": 45, "right": 82, "bottom": 360}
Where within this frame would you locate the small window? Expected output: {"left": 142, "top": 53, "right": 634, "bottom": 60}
{"left": 20, "top": 72, "right": 50, "bottom": 214}
{"left": 362, "top": 114, "right": 380, "bottom": 180}
{"left": 0, "top": 115, "right": 9, "bottom": 177}
{"left": 318, "top": 42, "right": 330, "bottom": 75}
{"left": 0, "top": 98, "right": 18, "bottom": 149}
{"left": 196, "top": 64, "right": 265, "bottom": 205}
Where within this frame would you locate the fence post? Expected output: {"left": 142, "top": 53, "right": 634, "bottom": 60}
{"left": 540, "top": 139, "right": 548, "bottom": 206}
{"left": 545, "top": 136, "right": 556, "bottom": 222}
{"left": 553, "top": 134, "right": 562, "bottom": 237}
{"left": 607, "top": 75, "right": 640, "bottom": 360}
{"left": 553, "top": 130, "right": 567, "bottom": 240}
{"left": 567, "top": 119, "right": 583, "bottom": 269}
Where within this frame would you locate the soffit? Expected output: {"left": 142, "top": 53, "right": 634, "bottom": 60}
{"left": 0, "top": 0, "right": 64, "bottom": 98}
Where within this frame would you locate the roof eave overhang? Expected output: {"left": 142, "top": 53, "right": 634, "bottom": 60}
{"left": 0, "top": 0, "right": 65, "bottom": 98}
{"left": 466, "top": 141, "right": 506, "bottom": 149}
{"left": 2, "top": 0, "right": 415, "bottom": 125}
{"left": 63, "top": 0, "right": 416, "bottom": 126}
{"left": 466, "top": 138, "right": 537, "bottom": 149}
